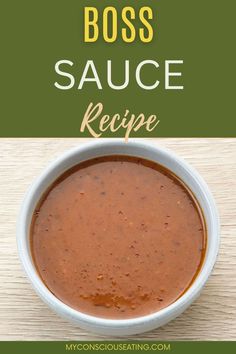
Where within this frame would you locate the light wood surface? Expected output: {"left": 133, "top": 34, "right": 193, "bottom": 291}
{"left": 0, "top": 138, "right": 235, "bottom": 341}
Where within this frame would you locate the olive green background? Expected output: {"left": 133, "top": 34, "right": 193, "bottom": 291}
{"left": 0, "top": 0, "right": 235, "bottom": 137}
{"left": 0, "top": 342, "right": 236, "bottom": 354}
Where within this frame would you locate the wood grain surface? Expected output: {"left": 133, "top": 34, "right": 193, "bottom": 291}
{"left": 0, "top": 138, "right": 235, "bottom": 341}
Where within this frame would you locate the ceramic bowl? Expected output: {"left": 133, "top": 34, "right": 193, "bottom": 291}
{"left": 17, "top": 140, "right": 220, "bottom": 335}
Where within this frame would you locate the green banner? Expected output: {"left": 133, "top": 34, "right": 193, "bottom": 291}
{"left": 0, "top": 342, "right": 236, "bottom": 354}
{"left": 1, "top": 0, "right": 235, "bottom": 138}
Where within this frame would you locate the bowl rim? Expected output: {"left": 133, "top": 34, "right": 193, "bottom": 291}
{"left": 16, "top": 139, "right": 220, "bottom": 330}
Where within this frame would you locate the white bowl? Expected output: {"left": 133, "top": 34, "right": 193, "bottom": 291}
{"left": 17, "top": 140, "right": 220, "bottom": 336}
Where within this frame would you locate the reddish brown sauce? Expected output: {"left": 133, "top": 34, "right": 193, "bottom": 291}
{"left": 31, "top": 156, "right": 206, "bottom": 319}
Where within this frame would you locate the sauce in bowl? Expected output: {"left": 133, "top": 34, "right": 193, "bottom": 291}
{"left": 30, "top": 156, "right": 206, "bottom": 319}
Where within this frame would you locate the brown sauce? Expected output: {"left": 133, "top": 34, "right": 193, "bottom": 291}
{"left": 31, "top": 156, "right": 206, "bottom": 319}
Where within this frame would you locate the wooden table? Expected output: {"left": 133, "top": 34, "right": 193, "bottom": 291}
{"left": 0, "top": 138, "right": 235, "bottom": 340}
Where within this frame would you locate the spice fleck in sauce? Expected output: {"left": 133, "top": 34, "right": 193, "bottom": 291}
{"left": 31, "top": 156, "right": 206, "bottom": 319}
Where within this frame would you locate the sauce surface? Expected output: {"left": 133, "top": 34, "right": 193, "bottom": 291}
{"left": 31, "top": 156, "right": 206, "bottom": 319}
